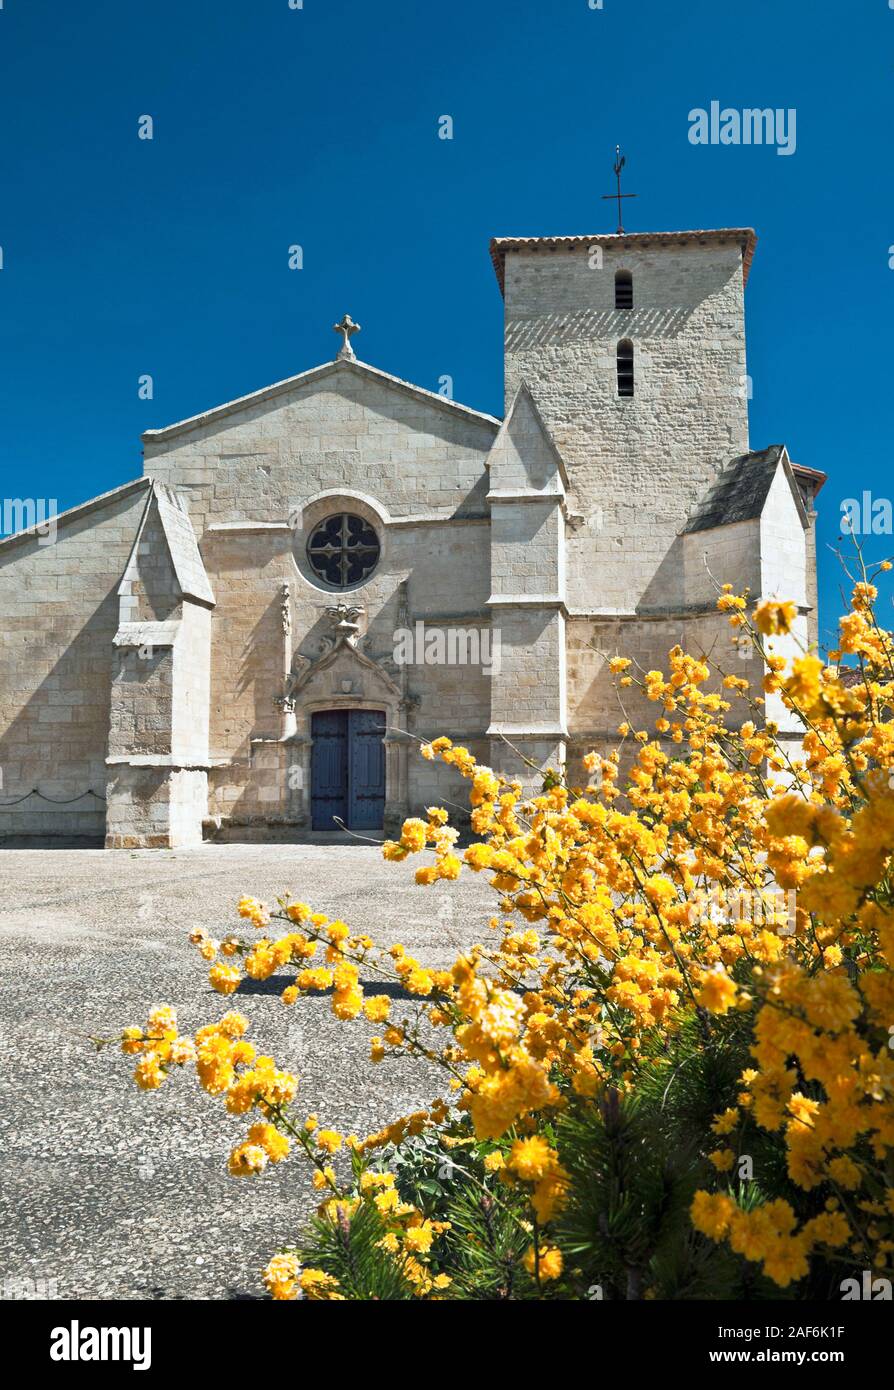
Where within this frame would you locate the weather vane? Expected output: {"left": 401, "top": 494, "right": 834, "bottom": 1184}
{"left": 601, "top": 145, "right": 637, "bottom": 234}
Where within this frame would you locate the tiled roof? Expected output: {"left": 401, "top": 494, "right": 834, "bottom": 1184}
{"left": 790, "top": 463, "right": 827, "bottom": 497}
{"left": 684, "top": 446, "right": 787, "bottom": 533}
{"left": 490, "top": 228, "right": 758, "bottom": 294}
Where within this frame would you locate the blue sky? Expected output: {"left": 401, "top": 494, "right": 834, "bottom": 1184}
{"left": 1, "top": 0, "right": 891, "bottom": 642}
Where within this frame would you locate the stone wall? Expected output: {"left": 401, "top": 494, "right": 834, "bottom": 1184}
{"left": 0, "top": 482, "right": 147, "bottom": 841}
{"left": 759, "top": 464, "right": 809, "bottom": 735}
{"left": 142, "top": 364, "right": 499, "bottom": 829}
{"left": 683, "top": 518, "right": 762, "bottom": 609}
{"left": 201, "top": 518, "right": 493, "bottom": 776}
{"left": 565, "top": 605, "right": 763, "bottom": 786}
{"left": 108, "top": 645, "right": 175, "bottom": 760}
{"left": 490, "top": 501, "right": 565, "bottom": 598}
{"left": 105, "top": 765, "right": 207, "bottom": 849}
{"left": 172, "top": 604, "right": 213, "bottom": 766}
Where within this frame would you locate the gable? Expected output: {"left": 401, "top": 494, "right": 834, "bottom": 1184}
{"left": 118, "top": 483, "right": 215, "bottom": 616}
{"left": 141, "top": 360, "right": 501, "bottom": 531}
{"left": 142, "top": 358, "right": 500, "bottom": 450}
{"left": 487, "top": 383, "right": 569, "bottom": 494}
{"left": 683, "top": 446, "right": 808, "bottom": 535}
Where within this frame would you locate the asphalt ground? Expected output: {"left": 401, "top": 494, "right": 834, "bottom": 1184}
{"left": 0, "top": 844, "right": 491, "bottom": 1300}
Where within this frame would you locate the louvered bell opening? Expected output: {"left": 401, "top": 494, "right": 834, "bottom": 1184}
{"left": 615, "top": 271, "right": 633, "bottom": 309}
{"left": 617, "top": 342, "right": 634, "bottom": 398}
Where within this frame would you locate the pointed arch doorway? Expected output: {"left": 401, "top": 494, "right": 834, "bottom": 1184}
{"left": 310, "top": 709, "right": 386, "bottom": 831}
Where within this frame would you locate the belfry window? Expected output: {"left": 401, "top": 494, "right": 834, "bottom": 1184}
{"left": 306, "top": 513, "right": 380, "bottom": 588}
{"left": 615, "top": 269, "right": 633, "bottom": 309}
{"left": 617, "top": 340, "right": 634, "bottom": 398}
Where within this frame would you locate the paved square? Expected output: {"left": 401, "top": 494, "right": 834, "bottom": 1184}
{"left": 0, "top": 844, "right": 490, "bottom": 1300}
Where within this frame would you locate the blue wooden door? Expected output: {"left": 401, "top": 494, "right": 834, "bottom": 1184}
{"left": 310, "top": 711, "right": 348, "bottom": 830}
{"left": 310, "top": 709, "right": 385, "bottom": 830}
{"left": 348, "top": 709, "right": 386, "bottom": 829}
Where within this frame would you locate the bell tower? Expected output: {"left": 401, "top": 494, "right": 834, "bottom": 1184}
{"left": 491, "top": 226, "right": 754, "bottom": 615}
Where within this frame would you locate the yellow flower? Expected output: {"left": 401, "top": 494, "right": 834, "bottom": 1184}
{"left": 209, "top": 963, "right": 241, "bottom": 995}
{"left": 332, "top": 986, "right": 363, "bottom": 1019}
{"left": 298, "top": 1268, "right": 344, "bottom": 1301}
{"left": 754, "top": 599, "right": 798, "bottom": 635}
{"left": 169, "top": 1037, "right": 196, "bottom": 1066}
{"left": 216, "top": 1012, "right": 249, "bottom": 1038}
{"left": 296, "top": 967, "right": 333, "bottom": 991}
{"left": 316, "top": 1129, "right": 343, "bottom": 1154}
{"left": 121, "top": 1026, "right": 144, "bottom": 1057}
{"left": 134, "top": 1053, "right": 164, "bottom": 1091}
{"left": 327, "top": 920, "right": 351, "bottom": 946}
{"left": 784, "top": 654, "right": 823, "bottom": 708}
{"left": 709, "top": 1148, "right": 735, "bottom": 1172}
{"left": 691, "top": 1191, "right": 736, "bottom": 1240}
{"left": 263, "top": 1252, "right": 300, "bottom": 1300}
{"left": 762, "top": 1237, "right": 810, "bottom": 1289}
{"left": 247, "top": 1122, "right": 290, "bottom": 1163}
{"left": 826, "top": 1155, "right": 862, "bottom": 1190}
{"left": 363, "top": 995, "right": 391, "bottom": 1023}
{"left": 399, "top": 818, "right": 428, "bottom": 853}
{"left": 404, "top": 1221, "right": 436, "bottom": 1254}
{"left": 228, "top": 1142, "right": 268, "bottom": 1177}
{"left": 697, "top": 968, "right": 738, "bottom": 1015}
{"left": 405, "top": 968, "right": 435, "bottom": 996}
{"left": 523, "top": 1245, "right": 563, "bottom": 1281}
{"left": 508, "top": 1136, "right": 557, "bottom": 1182}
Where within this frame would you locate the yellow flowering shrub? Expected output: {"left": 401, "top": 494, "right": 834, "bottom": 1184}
{"left": 102, "top": 559, "right": 894, "bottom": 1299}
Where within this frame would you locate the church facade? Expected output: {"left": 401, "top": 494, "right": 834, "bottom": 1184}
{"left": 0, "top": 227, "right": 824, "bottom": 848}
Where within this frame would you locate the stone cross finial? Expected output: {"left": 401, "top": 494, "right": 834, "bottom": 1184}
{"left": 333, "top": 314, "right": 361, "bottom": 361}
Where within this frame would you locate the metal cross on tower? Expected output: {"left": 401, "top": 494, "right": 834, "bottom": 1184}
{"left": 601, "top": 145, "right": 637, "bottom": 234}
{"left": 333, "top": 313, "right": 361, "bottom": 360}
